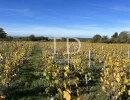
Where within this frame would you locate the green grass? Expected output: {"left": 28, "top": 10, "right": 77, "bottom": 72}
{"left": 5, "top": 45, "right": 47, "bottom": 100}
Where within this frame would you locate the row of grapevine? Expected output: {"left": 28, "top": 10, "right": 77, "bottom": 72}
{"left": 40, "top": 42, "right": 130, "bottom": 100}
{"left": 0, "top": 41, "right": 35, "bottom": 99}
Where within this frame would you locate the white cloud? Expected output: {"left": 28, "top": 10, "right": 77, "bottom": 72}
{"left": 0, "top": 8, "right": 30, "bottom": 13}
{"left": 0, "top": 8, "right": 33, "bottom": 17}
{"left": 4, "top": 25, "right": 94, "bottom": 37}
{"left": 112, "top": 7, "right": 130, "bottom": 12}
{"left": 1, "top": 18, "right": 130, "bottom": 38}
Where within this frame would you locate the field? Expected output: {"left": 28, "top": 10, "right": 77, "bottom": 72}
{"left": 0, "top": 41, "right": 130, "bottom": 100}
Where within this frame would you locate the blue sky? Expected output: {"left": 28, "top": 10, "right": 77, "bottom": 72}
{"left": 0, "top": 0, "right": 130, "bottom": 37}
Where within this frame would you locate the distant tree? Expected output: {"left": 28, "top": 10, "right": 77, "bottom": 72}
{"left": 127, "top": 31, "right": 130, "bottom": 43}
{"left": 112, "top": 32, "right": 118, "bottom": 39}
{"left": 6, "top": 36, "right": 13, "bottom": 41}
{"left": 35, "top": 36, "right": 49, "bottom": 41}
{"left": 0, "top": 28, "right": 7, "bottom": 38}
{"left": 102, "top": 36, "right": 109, "bottom": 43}
{"left": 28, "top": 34, "right": 35, "bottom": 41}
{"left": 111, "top": 32, "right": 119, "bottom": 43}
{"left": 40, "top": 36, "right": 49, "bottom": 41}
{"left": 61, "top": 37, "right": 66, "bottom": 41}
{"left": 91, "top": 34, "right": 102, "bottom": 43}
{"left": 118, "top": 31, "right": 129, "bottom": 43}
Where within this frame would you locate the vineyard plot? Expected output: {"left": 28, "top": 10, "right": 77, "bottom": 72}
{"left": 0, "top": 42, "right": 130, "bottom": 100}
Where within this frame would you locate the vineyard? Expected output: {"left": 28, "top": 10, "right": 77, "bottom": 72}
{"left": 0, "top": 41, "right": 130, "bottom": 100}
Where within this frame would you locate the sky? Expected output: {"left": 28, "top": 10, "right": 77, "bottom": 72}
{"left": 0, "top": 0, "right": 130, "bottom": 38}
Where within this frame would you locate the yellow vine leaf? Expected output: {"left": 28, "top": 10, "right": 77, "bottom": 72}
{"left": 64, "top": 65, "right": 70, "bottom": 72}
{"left": 63, "top": 81, "right": 66, "bottom": 89}
{"left": 120, "top": 86, "right": 126, "bottom": 93}
{"left": 0, "top": 54, "right": 3, "bottom": 59}
{"left": 63, "top": 90, "right": 71, "bottom": 100}
{"left": 128, "top": 90, "right": 130, "bottom": 96}
{"left": 57, "top": 88, "right": 62, "bottom": 95}
{"left": 64, "top": 72, "right": 68, "bottom": 77}
{"left": 116, "top": 77, "right": 120, "bottom": 82}
{"left": 102, "top": 86, "right": 106, "bottom": 92}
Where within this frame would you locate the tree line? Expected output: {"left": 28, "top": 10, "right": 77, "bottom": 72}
{"left": 0, "top": 28, "right": 88, "bottom": 42}
{"left": 0, "top": 28, "right": 78, "bottom": 41}
{"left": 0, "top": 28, "right": 49, "bottom": 41}
{"left": 91, "top": 31, "right": 130, "bottom": 43}
{"left": 1, "top": 27, "right": 130, "bottom": 43}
